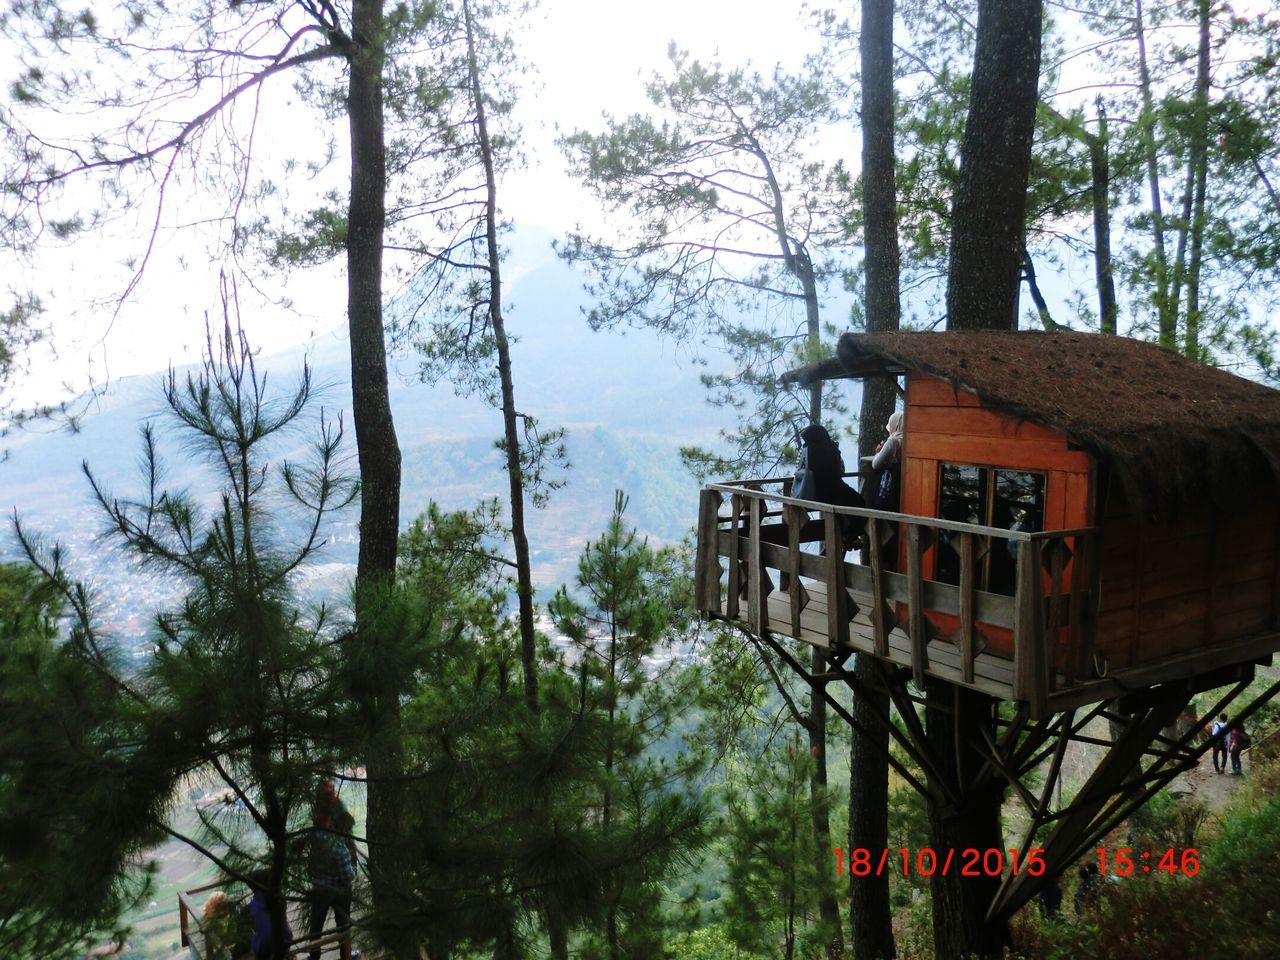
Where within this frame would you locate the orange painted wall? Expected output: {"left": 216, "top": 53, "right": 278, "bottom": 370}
{"left": 898, "top": 374, "right": 1279, "bottom": 672}
{"left": 899, "top": 374, "right": 1094, "bottom": 660}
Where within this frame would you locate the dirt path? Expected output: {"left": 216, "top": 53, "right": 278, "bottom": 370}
{"left": 1169, "top": 750, "right": 1254, "bottom": 813}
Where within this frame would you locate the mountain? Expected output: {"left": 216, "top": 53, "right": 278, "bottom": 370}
{"left": 0, "top": 227, "right": 861, "bottom": 643}
{"left": 0, "top": 233, "right": 713, "bottom": 639}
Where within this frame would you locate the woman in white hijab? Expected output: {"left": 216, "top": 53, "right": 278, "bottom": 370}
{"left": 872, "top": 410, "right": 904, "bottom": 471}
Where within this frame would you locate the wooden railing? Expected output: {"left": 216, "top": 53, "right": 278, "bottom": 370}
{"left": 178, "top": 881, "right": 355, "bottom": 960}
{"left": 694, "top": 478, "right": 1100, "bottom": 717}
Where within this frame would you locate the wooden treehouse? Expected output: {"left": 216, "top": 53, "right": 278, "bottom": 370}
{"left": 694, "top": 330, "right": 1280, "bottom": 919}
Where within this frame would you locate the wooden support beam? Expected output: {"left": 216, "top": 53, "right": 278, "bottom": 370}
{"left": 977, "top": 722, "right": 1040, "bottom": 815}
{"left": 755, "top": 631, "right": 935, "bottom": 800}
{"left": 872, "top": 661, "right": 963, "bottom": 809}
{"left": 907, "top": 524, "right": 927, "bottom": 686}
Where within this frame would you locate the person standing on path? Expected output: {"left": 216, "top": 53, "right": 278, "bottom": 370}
{"left": 1228, "top": 720, "right": 1250, "bottom": 775}
{"left": 1210, "top": 713, "right": 1229, "bottom": 773}
{"left": 306, "top": 783, "right": 357, "bottom": 960}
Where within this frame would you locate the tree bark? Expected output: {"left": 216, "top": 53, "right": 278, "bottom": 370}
{"left": 1090, "top": 98, "right": 1118, "bottom": 335}
{"left": 808, "top": 650, "right": 845, "bottom": 960}
{"left": 1184, "top": 0, "right": 1212, "bottom": 357}
{"left": 861, "top": 0, "right": 901, "bottom": 347}
{"left": 924, "top": 684, "right": 1008, "bottom": 959}
{"left": 944, "top": 0, "right": 1042, "bottom": 331}
{"left": 1135, "top": 0, "right": 1175, "bottom": 348}
{"left": 462, "top": 0, "right": 539, "bottom": 712}
{"left": 346, "top": 0, "right": 408, "bottom": 952}
{"left": 850, "top": 0, "right": 899, "bottom": 956}
{"left": 933, "top": 2, "right": 1037, "bottom": 956}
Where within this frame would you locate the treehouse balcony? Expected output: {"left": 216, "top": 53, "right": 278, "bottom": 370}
{"left": 694, "top": 474, "right": 1276, "bottom": 719}
{"left": 694, "top": 478, "right": 1104, "bottom": 717}
{"left": 703, "top": 330, "right": 1280, "bottom": 719}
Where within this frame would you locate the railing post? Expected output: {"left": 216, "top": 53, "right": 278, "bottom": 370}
{"left": 1014, "top": 539, "right": 1047, "bottom": 716}
{"left": 906, "top": 524, "right": 928, "bottom": 686}
{"left": 747, "top": 496, "right": 764, "bottom": 634}
{"left": 694, "top": 489, "right": 723, "bottom": 616}
{"left": 959, "top": 531, "right": 976, "bottom": 684}
{"left": 726, "top": 494, "right": 743, "bottom": 621}
{"left": 824, "top": 509, "right": 848, "bottom": 649}
{"left": 1065, "top": 533, "right": 1083, "bottom": 684}
{"left": 785, "top": 502, "right": 804, "bottom": 638}
{"left": 1044, "top": 538, "right": 1068, "bottom": 693}
{"left": 867, "top": 516, "right": 890, "bottom": 657}
{"left": 179, "top": 896, "right": 189, "bottom": 949}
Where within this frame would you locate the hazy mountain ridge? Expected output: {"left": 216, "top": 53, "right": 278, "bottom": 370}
{"left": 0, "top": 231, "right": 749, "bottom": 642}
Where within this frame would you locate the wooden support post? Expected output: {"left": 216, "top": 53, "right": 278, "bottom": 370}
{"left": 1067, "top": 533, "right": 1088, "bottom": 684}
{"left": 825, "top": 510, "right": 847, "bottom": 649}
{"left": 726, "top": 494, "right": 742, "bottom": 621}
{"left": 748, "top": 495, "right": 763, "bottom": 635}
{"left": 785, "top": 503, "right": 804, "bottom": 638}
{"left": 694, "top": 489, "right": 722, "bottom": 615}
{"left": 1014, "top": 540, "right": 1046, "bottom": 717}
{"left": 959, "top": 531, "right": 976, "bottom": 683}
{"left": 1083, "top": 529, "right": 1102, "bottom": 680}
{"left": 906, "top": 523, "right": 927, "bottom": 686}
{"left": 867, "top": 516, "right": 890, "bottom": 657}
{"left": 1045, "top": 539, "right": 1066, "bottom": 694}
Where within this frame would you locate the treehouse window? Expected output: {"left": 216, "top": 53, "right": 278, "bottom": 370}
{"left": 935, "top": 464, "right": 1045, "bottom": 595}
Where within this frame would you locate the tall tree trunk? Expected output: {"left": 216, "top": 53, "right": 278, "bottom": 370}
{"left": 934, "top": 1, "right": 1037, "bottom": 956}
{"left": 944, "top": 0, "right": 1042, "bottom": 331}
{"left": 462, "top": 0, "right": 539, "bottom": 711}
{"left": 1090, "top": 97, "right": 1118, "bottom": 334}
{"left": 808, "top": 652, "right": 844, "bottom": 960}
{"left": 1184, "top": 0, "right": 1212, "bottom": 357}
{"left": 924, "top": 685, "right": 1008, "bottom": 959}
{"left": 851, "top": 0, "right": 899, "bottom": 956}
{"left": 803, "top": 254, "right": 844, "bottom": 959}
{"left": 347, "top": 0, "right": 408, "bottom": 951}
{"left": 1135, "top": 0, "right": 1175, "bottom": 348}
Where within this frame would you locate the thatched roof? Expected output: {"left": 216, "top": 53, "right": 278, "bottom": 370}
{"left": 783, "top": 331, "right": 1280, "bottom": 517}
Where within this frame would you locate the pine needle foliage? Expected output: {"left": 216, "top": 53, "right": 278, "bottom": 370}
{"left": 2, "top": 303, "right": 358, "bottom": 960}
{"left": 373, "top": 493, "right": 707, "bottom": 960}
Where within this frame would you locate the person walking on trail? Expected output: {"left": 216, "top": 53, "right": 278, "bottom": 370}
{"left": 247, "top": 868, "right": 293, "bottom": 960}
{"left": 307, "top": 782, "right": 357, "bottom": 960}
{"left": 1228, "top": 720, "right": 1251, "bottom": 776}
{"left": 1210, "top": 713, "right": 1229, "bottom": 773}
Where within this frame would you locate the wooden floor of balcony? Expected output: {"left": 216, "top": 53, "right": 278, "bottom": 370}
{"left": 757, "top": 575, "right": 1017, "bottom": 698}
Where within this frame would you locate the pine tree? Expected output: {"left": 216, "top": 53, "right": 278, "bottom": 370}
{"left": 377, "top": 494, "right": 706, "bottom": 960}
{"left": 549, "top": 492, "right": 705, "bottom": 959}
{"left": 2, "top": 306, "right": 358, "bottom": 960}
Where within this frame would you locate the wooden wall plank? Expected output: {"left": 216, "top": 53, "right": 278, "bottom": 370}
{"left": 1063, "top": 472, "right": 1093, "bottom": 529}
{"left": 907, "top": 404, "right": 1064, "bottom": 443}
{"left": 908, "top": 374, "right": 981, "bottom": 407}
{"left": 906, "top": 433, "right": 1092, "bottom": 473}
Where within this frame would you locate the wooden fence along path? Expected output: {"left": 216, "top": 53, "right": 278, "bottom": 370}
{"left": 178, "top": 880, "right": 356, "bottom": 960}
{"left": 694, "top": 477, "right": 1100, "bottom": 719}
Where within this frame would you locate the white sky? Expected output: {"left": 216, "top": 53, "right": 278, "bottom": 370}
{"left": 4, "top": 0, "right": 829, "bottom": 412}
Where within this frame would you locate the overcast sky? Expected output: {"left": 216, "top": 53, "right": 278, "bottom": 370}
{"left": 4, "top": 0, "right": 829, "bottom": 412}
